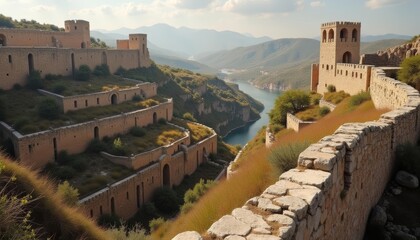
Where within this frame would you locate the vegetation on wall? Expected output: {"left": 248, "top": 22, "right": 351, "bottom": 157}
{"left": 90, "top": 37, "right": 109, "bottom": 49}
{"left": 0, "top": 14, "right": 63, "bottom": 31}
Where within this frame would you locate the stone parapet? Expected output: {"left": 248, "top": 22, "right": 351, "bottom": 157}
{"left": 286, "top": 113, "right": 315, "bottom": 132}
{"left": 319, "top": 99, "right": 336, "bottom": 111}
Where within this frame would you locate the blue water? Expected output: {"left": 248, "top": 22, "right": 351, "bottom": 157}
{"left": 223, "top": 82, "right": 280, "bottom": 146}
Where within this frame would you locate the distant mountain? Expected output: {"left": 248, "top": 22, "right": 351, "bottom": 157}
{"left": 150, "top": 54, "right": 217, "bottom": 74}
{"left": 93, "top": 23, "right": 272, "bottom": 57}
{"left": 198, "top": 38, "right": 408, "bottom": 90}
{"left": 361, "top": 34, "right": 411, "bottom": 42}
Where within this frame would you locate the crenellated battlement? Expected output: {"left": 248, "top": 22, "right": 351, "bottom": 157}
{"left": 321, "top": 21, "right": 361, "bottom": 27}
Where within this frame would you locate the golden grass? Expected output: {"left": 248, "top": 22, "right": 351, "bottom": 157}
{"left": 0, "top": 157, "right": 111, "bottom": 240}
{"left": 153, "top": 100, "right": 388, "bottom": 239}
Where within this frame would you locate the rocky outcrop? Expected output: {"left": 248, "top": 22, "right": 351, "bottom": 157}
{"left": 361, "top": 36, "right": 420, "bottom": 67}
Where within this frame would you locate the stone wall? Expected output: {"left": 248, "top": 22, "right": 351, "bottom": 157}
{"left": 286, "top": 113, "right": 314, "bottom": 132}
{"left": 319, "top": 99, "right": 336, "bottom": 111}
{"left": 174, "top": 68, "right": 420, "bottom": 240}
{"left": 38, "top": 82, "right": 157, "bottom": 113}
{"left": 0, "top": 99, "right": 173, "bottom": 169}
{"left": 78, "top": 131, "right": 218, "bottom": 220}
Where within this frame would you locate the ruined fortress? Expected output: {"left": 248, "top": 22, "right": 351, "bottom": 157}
{"left": 0, "top": 20, "right": 217, "bottom": 220}
{"left": 175, "top": 22, "right": 420, "bottom": 239}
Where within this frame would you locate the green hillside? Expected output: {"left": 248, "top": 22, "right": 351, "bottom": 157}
{"left": 200, "top": 38, "right": 407, "bottom": 90}
{"left": 150, "top": 54, "right": 218, "bottom": 74}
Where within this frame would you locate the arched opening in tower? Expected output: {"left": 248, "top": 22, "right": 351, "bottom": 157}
{"left": 340, "top": 28, "right": 348, "bottom": 42}
{"left": 163, "top": 164, "right": 170, "bottom": 186}
{"left": 111, "top": 94, "right": 118, "bottom": 105}
{"left": 352, "top": 29, "right": 358, "bottom": 42}
{"left": 343, "top": 52, "right": 352, "bottom": 63}
{"left": 0, "top": 34, "right": 6, "bottom": 46}
{"left": 322, "top": 30, "right": 327, "bottom": 42}
{"left": 81, "top": 42, "right": 86, "bottom": 49}
{"left": 328, "top": 29, "right": 334, "bottom": 41}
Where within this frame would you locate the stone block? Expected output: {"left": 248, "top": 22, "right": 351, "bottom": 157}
{"left": 280, "top": 169, "right": 332, "bottom": 190}
{"left": 232, "top": 208, "right": 271, "bottom": 230}
{"left": 172, "top": 231, "right": 202, "bottom": 240}
{"left": 288, "top": 188, "right": 321, "bottom": 215}
{"left": 273, "top": 196, "right": 308, "bottom": 220}
{"left": 246, "top": 234, "right": 279, "bottom": 240}
{"left": 208, "top": 215, "right": 251, "bottom": 238}
{"left": 263, "top": 184, "right": 287, "bottom": 196}
{"left": 257, "top": 198, "right": 282, "bottom": 213}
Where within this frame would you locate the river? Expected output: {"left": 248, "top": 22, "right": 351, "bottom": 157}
{"left": 223, "top": 81, "right": 281, "bottom": 146}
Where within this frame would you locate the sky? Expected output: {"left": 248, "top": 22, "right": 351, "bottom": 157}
{"left": 0, "top": 0, "right": 418, "bottom": 39}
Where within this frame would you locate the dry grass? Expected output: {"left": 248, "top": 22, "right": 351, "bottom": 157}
{"left": 154, "top": 100, "right": 388, "bottom": 239}
{"left": 0, "top": 156, "right": 111, "bottom": 240}
{"left": 323, "top": 91, "right": 350, "bottom": 104}
{"left": 295, "top": 105, "right": 321, "bottom": 121}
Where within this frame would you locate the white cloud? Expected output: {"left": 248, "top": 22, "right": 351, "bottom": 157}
{"left": 310, "top": 1, "right": 324, "bottom": 7}
{"left": 170, "top": 0, "right": 215, "bottom": 9}
{"left": 31, "top": 5, "right": 56, "bottom": 12}
{"left": 366, "top": 0, "right": 409, "bottom": 9}
{"left": 222, "top": 0, "right": 303, "bottom": 15}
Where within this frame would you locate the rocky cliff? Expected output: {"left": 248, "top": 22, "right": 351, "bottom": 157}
{"left": 361, "top": 36, "right": 420, "bottom": 66}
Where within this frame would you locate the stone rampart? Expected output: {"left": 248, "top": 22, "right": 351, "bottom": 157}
{"left": 174, "top": 70, "right": 420, "bottom": 240}
{"left": 38, "top": 82, "right": 157, "bottom": 113}
{"left": 0, "top": 99, "right": 173, "bottom": 169}
{"left": 286, "top": 113, "right": 314, "bottom": 132}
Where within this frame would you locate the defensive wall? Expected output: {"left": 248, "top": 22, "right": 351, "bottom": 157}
{"left": 0, "top": 47, "right": 151, "bottom": 90}
{"left": 0, "top": 99, "right": 173, "bottom": 169}
{"left": 38, "top": 81, "right": 157, "bottom": 113}
{"left": 78, "top": 129, "right": 218, "bottom": 220}
{"left": 286, "top": 113, "right": 314, "bottom": 132}
{"left": 174, "top": 68, "right": 420, "bottom": 239}
{"left": 319, "top": 99, "right": 336, "bottom": 111}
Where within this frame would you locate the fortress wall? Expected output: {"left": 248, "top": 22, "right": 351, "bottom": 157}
{"left": 319, "top": 99, "right": 336, "bottom": 111}
{"left": 79, "top": 163, "right": 161, "bottom": 220}
{"left": 185, "top": 134, "right": 218, "bottom": 176}
{"left": 0, "top": 47, "right": 150, "bottom": 90}
{"left": 180, "top": 70, "right": 420, "bottom": 240}
{"left": 79, "top": 132, "right": 218, "bottom": 220}
{"left": 360, "top": 53, "right": 389, "bottom": 66}
{"left": 286, "top": 113, "right": 314, "bottom": 132}
{"left": 0, "top": 29, "right": 85, "bottom": 48}
{"left": 13, "top": 100, "right": 173, "bottom": 169}
{"left": 318, "top": 63, "right": 372, "bottom": 95}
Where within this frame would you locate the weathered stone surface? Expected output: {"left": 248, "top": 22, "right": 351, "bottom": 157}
{"left": 246, "top": 234, "right": 279, "bottom": 240}
{"left": 312, "top": 152, "right": 337, "bottom": 171}
{"left": 368, "top": 206, "right": 387, "bottom": 227}
{"left": 253, "top": 227, "right": 271, "bottom": 234}
{"left": 395, "top": 171, "right": 419, "bottom": 188}
{"left": 273, "top": 196, "right": 308, "bottom": 220}
{"left": 208, "top": 215, "right": 251, "bottom": 238}
{"left": 172, "top": 231, "right": 202, "bottom": 240}
{"left": 275, "top": 180, "right": 303, "bottom": 190}
{"left": 280, "top": 169, "right": 332, "bottom": 190}
{"left": 246, "top": 197, "right": 259, "bottom": 206}
{"left": 225, "top": 236, "right": 246, "bottom": 240}
{"left": 282, "top": 210, "right": 297, "bottom": 221}
{"left": 257, "top": 198, "right": 282, "bottom": 213}
{"left": 232, "top": 208, "right": 270, "bottom": 229}
{"left": 266, "top": 214, "right": 294, "bottom": 226}
{"left": 263, "top": 184, "right": 287, "bottom": 196}
{"left": 288, "top": 187, "right": 321, "bottom": 215}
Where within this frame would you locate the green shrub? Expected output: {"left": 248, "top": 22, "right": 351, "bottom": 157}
{"left": 349, "top": 91, "right": 371, "bottom": 107}
{"left": 323, "top": 91, "right": 350, "bottom": 104}
{"left": 54, "top": 166, "right": 76, "bottom": 180}
{"left": 183, "top": 189, "right": 199, "bottom": 203}
{"left": 270, "top": 124, "right": 283, "bottom": 134}
{"left": 142, "top": 202, "right": 158, "bottom": 218}
{"left": 38, "top": 98, "right": 61, "bottom": 120}
{"left": 269, "top": 90, "right": 310, "bottom": 125}
{"left": 107, "top": 224, "right": 148, "bottom": 240}
{"left": 132, "top": 95, "right": 142, "bottom": 102}
{"left": 93, "top": 64, "right": 110, "bottom": 76}
{"left": 396, "top": 142, "right": 420, "bottom": 177}
{"left": 180, "top": 201, "right": 194, "bottom": 214}
{"left": 26, "top": 70, "right": 43, "bottom": 89}
{"left": 149, "top": 217, "right": 165, "bottom": 231}
{"left": 57, "top": 150, "right": 73, "bottom": 165}
{"left": 182, "top": 112, "right": 197, "bottom": 122}
{"left": 310, "top": 93, "right": 322, "bottom": 105}
{"left": 75, "top": 64, "right": 91, "bottom": 81}
{"left": 87, "top": 139, "right": 107, "bottom": 153}
{"left": 152, "top": 187, "right": 179, "bottom": 214}
{"left": 57, "top": 181, "right": 79, "bottom": 206}
{"left": 183, "top": 179, "right": 214, "bottom": 204}
{"left": 327, "top": 84, "right": 336, "bottom": 92}
{"left": 98, "top": 214, "right": 121, "bottom": 228}
{"left": 45, "top": 74, "right": 61, "bottom": 80}
{"left": 52, "top": 84, "right": 66, "bottom": 94}
{"left": 398, "top": 55, "right": 420, "bottom": 90}
{"left": 130, "top": 126, "right": 146, "bottom": 137}
{"left": 268, "top": 142, "right": 310, "bottom": 175}
{"left": 158, "top": 118, "right": 167, "bottom": 125}
{"left": 319, "top": 106, "right": 330, "bottom": 116}
{"left": 114, "top": 67, "right": 127, "bottom": 76}
{"left": 68, "top": 158, "right": 88, "bottom": 171}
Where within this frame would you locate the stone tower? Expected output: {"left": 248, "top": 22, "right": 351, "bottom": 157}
{"left": 64, "top": 20, "right": 91, "bottom": 48}
{"left": 320, "top": 21, "right": 361, "bottom": 66}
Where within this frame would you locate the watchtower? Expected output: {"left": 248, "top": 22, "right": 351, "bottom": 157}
{"left": 64, "top": 20, "right": 91, "bottom": 48}
{"left": 320, "top": 21, "right": 361, "bottom": 66}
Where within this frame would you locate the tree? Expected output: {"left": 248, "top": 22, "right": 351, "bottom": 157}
{"left": 398, "top": 55, "right": 420, "bottom": 91}
{"left": 38, "top": 98, "right": 61, "bottom": 120}
{"left": 57, "top": 181, "right": 79, "bottom": 206}
{"left": 269, "top": 90, "right": 310, "bottom": 126}
{"left": 75, "top": 65, "right": 91, "bottom": 81}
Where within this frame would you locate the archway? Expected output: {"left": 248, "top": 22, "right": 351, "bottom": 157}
{"left": 352, "top": 29, "right": 358, "bottom": 41}
{"left": 322, "top": 30, "right": 327, "bottom": 42}
{"left": 81, "top": 42, "right": 86, "bottom": 49}
{"left": 28, "top": 54, "right": 34, "bottom": 73}
{"left": 0, "top": 34, "right": 6, "bottom": 46}
{"left": 153, "top": 112, "right": 157, "bottom": 124}
{"left": 163, "top": 164, "right": 170, "bottom": 186}
{"left": 110, "top": 197, "right": 115, "bottom": 214}
{"left": 340, "top": 28, "right": 348, "bottom": 41}
{"left": 101, "top": 52, "right": 107, "bottom": 65}
{"left": 94, "top": 126, "right": 99, "bottom": 139}
{"left": 328, "top": 29, "right": 334, "bottom": 41}
{"left": 111, "top": 94, "right": 117, "bottom": 105}
{"left": 343, "top": 51, "right": 352, "bottom": 63}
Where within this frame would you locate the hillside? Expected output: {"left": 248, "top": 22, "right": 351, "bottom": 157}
{"left": 117, "top": 64, "right": 264, "bottom": 136}
{"left": 199, "top": 38, "right": 407, "bottom": 90}
{"left": 150, "top": 54, "right": 217, "bottom": 74}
